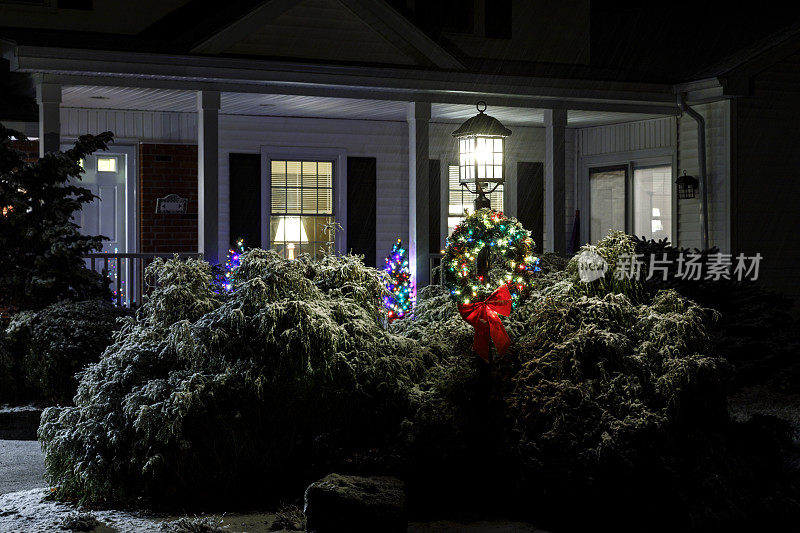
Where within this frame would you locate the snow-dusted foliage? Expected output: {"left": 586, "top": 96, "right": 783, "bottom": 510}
{"left": 38, "top": 238, "right": 798, "bottom": 530}
{"left": 39, "top": 251, "right": 429, "bottom": 506}
{"left": 3, "top": 300, "right": 129, "bottom": 404}
{"left": 400, "top": 233, "right": 796, "bottom": 530}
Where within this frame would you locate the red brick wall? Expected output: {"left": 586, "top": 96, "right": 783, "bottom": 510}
{"left": 139, "top": 144, "right": 198, "bottom": 253}
{"left": 10, "top": 139, "right": 39, "bottom": 162}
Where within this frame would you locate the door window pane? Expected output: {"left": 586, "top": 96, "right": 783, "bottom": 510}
{"left": 633, "top": 166, "right": 672, "bottom": 243}
{"left": 270, "top": 159, "right": 335, "bottom": 259}
{"left": 97, "top": 156, "right": 117, "bottom": 172}
{"left": 590, "top": 167, "right": 625, "bottom": 243}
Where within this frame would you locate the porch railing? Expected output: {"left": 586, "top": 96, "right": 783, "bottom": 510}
{"left": 429, "top": 252, "right": 445, "bottom": 287}
{"left": 85, "top": 252, "right": 203, "bottom": 307}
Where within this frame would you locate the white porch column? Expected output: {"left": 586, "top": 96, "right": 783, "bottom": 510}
{"left": 197, "top": 90, "right": 220, "bottom": 264}
{"left": 544, "top": 108, "right": 567, "bottom": 255}
{"left": 407, "top": 101, "right": 431, "bottom": 288}
{"left": 36, "top": 82, "right": 61, "bottom": 156}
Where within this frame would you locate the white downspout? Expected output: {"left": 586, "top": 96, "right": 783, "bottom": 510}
{"left": 678, "top": 93, "right": 710, "bottom": 250}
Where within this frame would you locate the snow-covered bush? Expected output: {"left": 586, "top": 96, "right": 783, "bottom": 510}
{"left": 400, "top": 233, "right": 797, "bottom": 531}
{"left": 38, "top": 243, "right": 798, "bottom": 530}
{"left": 39, "top": 251, "right": 430, "bottom": 505}
{"left": 2, "top": 300, "right": 128, "bottom": 404}
{"left": 633, "top": 235, "right": 800, "bottom": 390}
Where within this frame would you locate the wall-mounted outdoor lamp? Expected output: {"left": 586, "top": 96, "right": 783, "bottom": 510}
{"left": 452, "top": 101, "right": 512, "bottom": 210}
{"left": 676, "top": 170, "right": 699, "bottom": 200}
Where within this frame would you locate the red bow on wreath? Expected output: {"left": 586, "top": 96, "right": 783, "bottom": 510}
{"left": 458, "top": 285, "right": 512, "bottom": 362}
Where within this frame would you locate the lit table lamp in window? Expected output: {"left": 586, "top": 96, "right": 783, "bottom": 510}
{"left": 452, "top": 101, "right": 512, "bottom": 210}
{"left": 651, "top": 208, "right": 663, "bottom": 233}
{"left": 274, "top": 216, "right": 308, "bottom": 260}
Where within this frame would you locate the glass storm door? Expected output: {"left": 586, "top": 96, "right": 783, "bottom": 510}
{"left": 632, "top": 165, "right": 672, "bottom": 242}
{"left": 589, "top": 166, "right": 626, "bottom": 244}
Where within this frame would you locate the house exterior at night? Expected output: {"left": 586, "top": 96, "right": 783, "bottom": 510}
{"left": 1, "top": 0, "right": 799, "bottom": 305}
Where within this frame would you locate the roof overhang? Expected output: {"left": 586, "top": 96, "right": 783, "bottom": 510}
{"left": 9, "top": 45, "right": 684, "bottom": 115}
{"left": 673, "top": 77, "right": 729, "bottom": 104}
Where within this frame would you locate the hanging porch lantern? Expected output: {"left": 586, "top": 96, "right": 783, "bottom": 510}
{"left": 452, "top": 101, "right": 512, "bottom": 210}
{"left": 676, "top": 170, "right": 699, "bottom": 200}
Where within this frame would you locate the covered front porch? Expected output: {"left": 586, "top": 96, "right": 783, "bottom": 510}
{"left": 6, "top": 44, "right": 727, "bottom": 298}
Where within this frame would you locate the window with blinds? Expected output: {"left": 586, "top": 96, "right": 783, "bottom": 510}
{"left": 270, "top": 160, "right": 334, "bottom": 259}
{"left": 447, "top": 164, "right": 503, "bottom": 235}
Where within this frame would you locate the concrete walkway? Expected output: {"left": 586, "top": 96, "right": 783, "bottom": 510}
{"left": 0, "top": 440, "right": 46, "bottom": 495}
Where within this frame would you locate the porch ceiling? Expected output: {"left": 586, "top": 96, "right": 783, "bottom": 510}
{"left": 61, "top": 85, "right": 666, "bottom": 127}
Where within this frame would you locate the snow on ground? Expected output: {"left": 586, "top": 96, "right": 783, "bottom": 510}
{"left": 0, "top": 440, "right": 45, "bottom": 495}
{"left": 729, "top": 386, "right": 800, "bottom": 441}
{"left": 0, "top": 437, "right": 546, "bottom": 531}
{"left": 0, "top": 488, "right": 163, "bottom": 532}
{"left": 0, "top": 490, "right": 547, "bottom": 533}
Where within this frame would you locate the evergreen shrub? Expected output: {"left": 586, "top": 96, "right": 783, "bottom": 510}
{"left": 40, "top": 251, "right": 429, "bottom": 506}
{"left": 4, "top": 300, "right": 129, "bottom": 404}
{"left": 38, "top": 236, "right": 799, "bottom": 531}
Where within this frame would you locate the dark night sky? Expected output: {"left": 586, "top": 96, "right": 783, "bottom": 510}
{"left": 590, "top": 1, "right": 800, "bottom": 81}
{"left": 2, "top": 0, "right": 800, "bottom": 87}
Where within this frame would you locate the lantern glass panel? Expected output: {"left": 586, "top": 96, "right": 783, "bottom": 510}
{"left": 458, "top": 135, "right": 504, "bottom": 185}
{"left": 677, "top": 181, "right": 696, "bottom": 199}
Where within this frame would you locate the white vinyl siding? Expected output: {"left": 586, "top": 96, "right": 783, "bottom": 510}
{"left": 676, "top": 101, "right": 730, "bottom": 251}
{"left": 60, "top": 108, "right": 197, "bottom": 143}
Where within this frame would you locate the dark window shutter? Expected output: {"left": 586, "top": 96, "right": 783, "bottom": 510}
{"left": 517, "top": 161, "right": 544, "bottom": 253}
{"left": 429, "top": 159, "right": 441, "bottom": 254}
{"left": 229, "top": 153, "right": 261, "bottom": 248}
{"left": 347, "top": 157, "right": 376, "bottom": 267}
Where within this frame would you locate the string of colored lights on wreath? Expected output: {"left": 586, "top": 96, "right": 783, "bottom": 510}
{"left": 383, "top": 238, "right": 413, "bottom": 320}
{"left": 444, "top": 209, "right": 540, "bottom": 308}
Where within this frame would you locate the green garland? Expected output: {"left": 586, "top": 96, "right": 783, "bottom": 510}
{"left": 444, "top": 209, "right": 539, "bottom": 307}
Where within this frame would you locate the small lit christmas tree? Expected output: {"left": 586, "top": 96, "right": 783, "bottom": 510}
{"left": 223, "top": 238, "right": 245, "bottom": 291}
{"left": 383, "top": 238, "right": 413, "bottom": 320}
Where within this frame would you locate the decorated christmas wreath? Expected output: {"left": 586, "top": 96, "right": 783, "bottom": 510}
{"left": 444, "top": 209, "right": 539, "bottom": 306}
{"left": 443, "top": 209, "right": 539, "bottom": 360}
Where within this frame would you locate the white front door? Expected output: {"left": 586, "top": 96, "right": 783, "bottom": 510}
{"left": 77, "top": 153, "right": 126, "bottom": 253}
{"left": 73, "top": 152, "right": 128, "bottom": 304}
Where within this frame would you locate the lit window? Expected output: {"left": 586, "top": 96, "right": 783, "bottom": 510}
{"left": 447, "top": 164, "right": 502, "bottom": 235}
{"left": 97, "top": 157, "right": 117, "bottom": 172}
{"left": 633, "top": 166, "right": 672, "bottom": 242}
{"left": 270, "top": 160, "right": 334, "bottom": 259}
